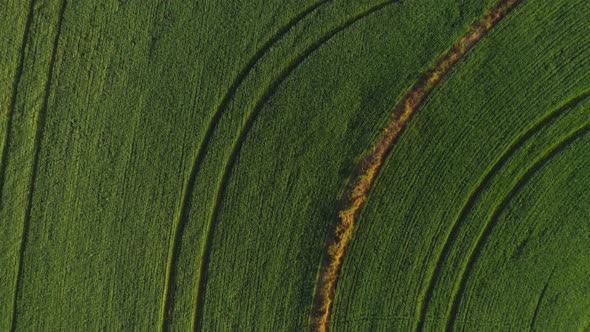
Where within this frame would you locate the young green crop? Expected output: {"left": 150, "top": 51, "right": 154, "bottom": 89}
{"left": 1, "top": 0, "right": 588, "bottom": 330}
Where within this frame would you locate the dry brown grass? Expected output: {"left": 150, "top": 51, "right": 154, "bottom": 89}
{"left": 310, "top": 0, "right": 521, "bottom": 330}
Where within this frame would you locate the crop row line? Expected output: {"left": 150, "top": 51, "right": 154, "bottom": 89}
{"left": 446, "top": 122, "right": 590, "bottom": 331}
{"left": 160, "top": 0, "right": 332, "bottom": 330}
{"left": 330, "top": 314, "right": 519, "bottom": 328}
{"left": 415, "top": 90, "right": 590, "bottom": 331}
{"left": 310, "top": 0, "right": 522, "bottom": 331}
{"left": 0, "top": 0, "right": 36, "bottom": 208}
{"left": 9, "top": 1, "right": 68, "bottom": 331}
{"left": 529, "top": 266, "right": 557, "bottom": 331}
{"left": 158, "top": 1, "right": 331, "bottom": 330}
{"left": 191, "top": 2, "right": 400, "bottom": 331}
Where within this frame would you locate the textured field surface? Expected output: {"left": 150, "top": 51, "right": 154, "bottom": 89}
{"left": 0, "top": 0, "right": 588, "bottom": 331}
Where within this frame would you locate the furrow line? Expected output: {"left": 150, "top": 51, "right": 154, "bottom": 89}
{"left": 159, "top": 1, "right": 330, "bottom": 329}
{"left": 310, "top": 0, "right": 522, "bottom": 331}
{"left": 414, "top": 90, "right": 590, "bottom": 331}
{"left": 529, "top": 266, "right": 556, "bottom": 331}
{"left": 192, "top": 2, "right": 401, "bottom": 331}
{"left": 446, "top": 123, "right": 590, "bottom": 331}
{"left": 9, "top": 1, "right": 68, "bottom": 331}
{"left": 0, "top": 0, "right": 36, "bottom": 208}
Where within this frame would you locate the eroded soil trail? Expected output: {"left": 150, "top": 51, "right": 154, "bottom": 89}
{"left": 310, "top": 0, "right": 522, "bottom": 330}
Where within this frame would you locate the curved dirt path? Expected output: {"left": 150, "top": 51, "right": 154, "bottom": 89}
{"left": 310, "top": 0, "right": 522, "bottom": 330}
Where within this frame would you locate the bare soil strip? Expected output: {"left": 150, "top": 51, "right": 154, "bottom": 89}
{"left": 310, "top": 0, "right": 521, "bottom": 330}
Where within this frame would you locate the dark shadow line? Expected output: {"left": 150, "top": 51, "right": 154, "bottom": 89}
{"left": 9, "top": 1, "right": 68, "bottom": 331}
{"left": 446, "top": 123, "right": 590, "bottom": 332}
{"left": 0, "top": 0, "right": 36, "bottom": 208}
{"left": 191, "top": 2, "right": 401, "bottom": 331}
{"left": 159, "top": 1, "right": 330, "bottom": 330}
{"left": 529, "top": 266, "right": 556, "bottom": 331}
{"left": 416, "top": 91, "right": 590, "bottom": 331}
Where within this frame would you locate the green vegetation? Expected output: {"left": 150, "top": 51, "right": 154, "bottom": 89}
{"left": 334, "top": 0, "right": 590, "bottom": 330}
{"left": 0, "top": 0, "right": 588, "bottom": 331}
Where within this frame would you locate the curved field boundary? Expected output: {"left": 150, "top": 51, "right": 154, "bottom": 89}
{"left": 9, "top": 1, "right": 68, "bottom": 331}
{"left": 310, "top": 0, "right": 521, "bottom": 330}
{"left": 446, "top": 121, "right": 590, "bottom": 331}
{"left": 159, "top": 1, "right": 330, "bottom": 329}
{"left": 415, "top": 91, "right": 590, "bottom": 331}
{"left": 0, "top": 0, "right": 36, "bottom": 208}
{"left": 192, "top": 2, "right": 401, "bottom": 331}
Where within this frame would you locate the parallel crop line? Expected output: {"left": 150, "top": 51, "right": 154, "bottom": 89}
{"left": 159, "top": 1, "right": 330, "bottom": 330}
{"left": 415, "top": 91, "right": 590, "bottom": 331}
{"left": 446, "top": 122, "right": 590, "bottom": 331}
{"left": 310, "top": 1, "right": 522, "bottom": 330}
{"left": 191, "top": 2, "right": 400, "bottom": 331}
{"left": 9, "top": 1, "right": 68, "bottom": 331}
{"left": 330, "top": 313, "right": 517, "bottom": 328}
{"left": 0, "top": 0, "right": 36, "bottom": 208}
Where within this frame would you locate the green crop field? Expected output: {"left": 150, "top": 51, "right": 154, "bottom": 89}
{"left": 1, "top": 0, "right": 588, "bottom": 331}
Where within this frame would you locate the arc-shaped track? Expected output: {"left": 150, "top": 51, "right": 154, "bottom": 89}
{"left": 159, "top": 2, "right": 330, "bottom": 329}
{"left": 415, "top": 91, "right": 590, "bottom": 331}
{"left": 311, "top": 1, "right": 522, "bottom": 330}
{"left": 446, "top": 122, "right": 590, "bottom": 331}
{"left": 192, "top": 2, "right": 401, "bottom": 331}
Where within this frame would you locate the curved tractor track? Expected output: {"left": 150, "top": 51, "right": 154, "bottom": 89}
{"left": 446, "top": 122, "right": 590, "bottom": 331}
{"left": 193, "top": 2, "right": 401, "bottom": 331}
{"left": 415, "top": 90, "right": 590, "bottom": 331}
{"left": 310, "top": 0, "right": 522, "bottom": 330}
{"left": 160, "top": 1, "right": 330, "bottom": 330}
{"left": 161, "top": 1, "right": 401, "bottom": 331}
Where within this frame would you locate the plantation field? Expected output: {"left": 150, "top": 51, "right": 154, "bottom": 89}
{"left": 0, "top": 0, "right": 588, "bottom": 331}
